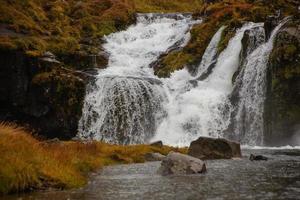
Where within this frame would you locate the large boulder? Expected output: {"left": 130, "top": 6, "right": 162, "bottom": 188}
{"left": 158, "top": 152, "right": 206, "bottom": 175}
{"left": 144, "top": 153, "right": 166, "bottom": 161}
{"left": 188, "top": 137, "right": 242, "bottom": 160}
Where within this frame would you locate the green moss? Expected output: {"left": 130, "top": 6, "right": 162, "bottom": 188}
{"left": 0, "top": 0, "right": 135, "bottom": 60}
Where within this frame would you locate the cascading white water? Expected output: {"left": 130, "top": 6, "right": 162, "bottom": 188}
{"left": 152, "top": 23, "right": 262, "bottom": 146}
{"left": 197, "top": 25, "right": 226, "bottom": 77}
{"left": 78, "top": 14, "right": 199, "bottom": 144}
{"left": 230, "top": 19, "right": 289, "bottom": 146}
{"left": 78, "top": 12, "right": 288, "bottom": 147}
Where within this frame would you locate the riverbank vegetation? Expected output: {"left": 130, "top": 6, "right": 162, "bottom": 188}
{"left": 0, "top": 123, "right": 186, "bottom": 195}
{"left": 0, "top": 0, "right": 202, "bottom": 59}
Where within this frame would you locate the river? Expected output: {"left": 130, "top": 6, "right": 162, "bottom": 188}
{"left": 6, "top": 148, "right": 300, "bottom": 200}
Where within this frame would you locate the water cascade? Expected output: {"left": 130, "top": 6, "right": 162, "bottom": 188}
{"left": 78, "top": 13, "right": 288, "bottom": 146}
{"left": 78, "top": 14, "right": 199, "bottom": 144}
{"left": 228, "top": 19, "right": 289, "bottom": 146}
{"left": 153, "top": 23, "right": 262, "bottom": 146}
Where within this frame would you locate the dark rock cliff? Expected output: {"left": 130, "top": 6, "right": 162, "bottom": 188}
{"left": 0, "top": 50, "right": 86, "bottom": 139}
{"left": 265, "top": 17, "right": 300, "bottom": 146}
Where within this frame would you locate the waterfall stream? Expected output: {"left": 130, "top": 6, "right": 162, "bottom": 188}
{"left": 78, "top": 14, "right": 288, "bottom": 146}
{"left": 78, "top": 14, "right": 199, "bottom": 144}
{"left": 229, "top": 18, "right": 289, "bottom": 146}
{"left": 153, "top": 23, "right": 262, "bottom": 146}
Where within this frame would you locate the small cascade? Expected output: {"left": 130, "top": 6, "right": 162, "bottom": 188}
{"left": 229, "top": 19, "right": 289, "bottom": 146}
{"left": 78, "top": 14, "right": 198, "bottom": 144}
{"left": 78, "top": 76, "right": 165, "bottom": 144}
{"left": 196, "top": 26, "right": 226, "bottom": 79}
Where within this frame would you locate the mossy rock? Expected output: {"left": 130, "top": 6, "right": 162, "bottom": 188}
{"left": 265, "top": 18, "right": 300, "bottom": 146}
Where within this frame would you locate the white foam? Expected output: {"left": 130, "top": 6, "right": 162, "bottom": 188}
{"left": 242, "top": 145, "right": 300, "bottom": 150}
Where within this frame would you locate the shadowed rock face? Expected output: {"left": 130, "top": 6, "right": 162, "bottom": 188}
{"left": 188, "top": 137, "right": 242, "bottom": 160}
{"left": 265, "top": 17, "right": 300, "bottom": 146}
{"left": 0, "top": 50, "right": 86, "bottom": 139}
{"left": 158, "top": 152, "right": 206, "bottom": 175}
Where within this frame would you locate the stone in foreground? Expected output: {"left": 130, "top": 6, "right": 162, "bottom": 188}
{"left": 158, "top": 152, "right": 206, "bottom": 175}
{"left": 144, "top": 153, "right": 166, "bottom": 161}
{"left": 188, "top": 137, "right": 242, "bottom": 160}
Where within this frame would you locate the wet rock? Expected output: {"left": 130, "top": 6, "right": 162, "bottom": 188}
{"left": 158, "top": 152, "right": 206, "bottom": 175}
{"left": 265, "top": 18, "right": 300, "bottom": 146}
{"left": 145, "top": 153, "right": 165, "bottom": 161}
{"left": 264, "top": 10, "right": 281, "bottom": 40}
{"left": 250, "top": 154, "right": 268, "bottom": 161}
{"left": 150, "top": 141, "right": 163, "bottom": 148}
{"left": 59, "top": 51, "right": 108, "bottom": 70}
{"left": 188, "top": 137, "right": 242, "bottom": 160}
{"left": 0, "top": 49, "right": 86, "bottom": 140}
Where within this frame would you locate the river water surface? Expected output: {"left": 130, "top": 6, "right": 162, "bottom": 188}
{"left": 6, "top": 149, "right": 300, "bottom": 200}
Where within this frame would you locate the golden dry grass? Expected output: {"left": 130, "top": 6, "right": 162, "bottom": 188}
{"left": 0, "top": 122, "right": 186, "bottom": 194}
{"left": 131, "top": 0, "right": 203, "bottom": 13}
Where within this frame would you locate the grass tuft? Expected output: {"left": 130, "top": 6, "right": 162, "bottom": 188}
{"left": 0, "top": 123, "right": 186, "bottom": 194}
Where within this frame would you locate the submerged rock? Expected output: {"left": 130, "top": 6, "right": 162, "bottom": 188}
{"left": 158, "top": 152, "right": 206, "bottom": 175}
{"left": 188, "top": 137, "right": 242, "bottom": 160}
{"left": 250, "top": 154, "right": 268, "bottom": 161}
{"left": 145, "top": 153, "right": 165, "bottom": 161}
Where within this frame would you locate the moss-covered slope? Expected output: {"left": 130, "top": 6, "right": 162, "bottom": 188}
{"left": 0, "top": 0, "right": 135, "bottom": 59}
{"left": 154, "top": 0, "right": 299, "bottom": 77}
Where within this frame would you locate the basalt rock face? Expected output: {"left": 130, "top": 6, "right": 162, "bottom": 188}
{"left": 265, "top": 17, "right": 300, "bottom": 146}
{"left": 0, "top": 50, "right": 86, "bottom": 139}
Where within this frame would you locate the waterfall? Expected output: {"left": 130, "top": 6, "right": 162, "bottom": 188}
{"left": 78, "top": 14, "right": 199, "bottom": 144}
{"left": 229, "top": 19, "right": 289, "bottom": 146}
{"left": 152, "top": 23, "right": 262, "bottom": 146}
{"left": 78, "top": 12, "right": 288, "bottom": 147}
{"left": 196, "top": 25, "right": 226, "bottom": 79}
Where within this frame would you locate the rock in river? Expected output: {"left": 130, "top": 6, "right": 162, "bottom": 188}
{"left": 250, "top": 154, "right": 268, "bottom": 161}
{"left": 188, "top": 137, "right": 242, "bottom": 160}
{"left": 158, "top": 152, "right": 206, "bottom": 175}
